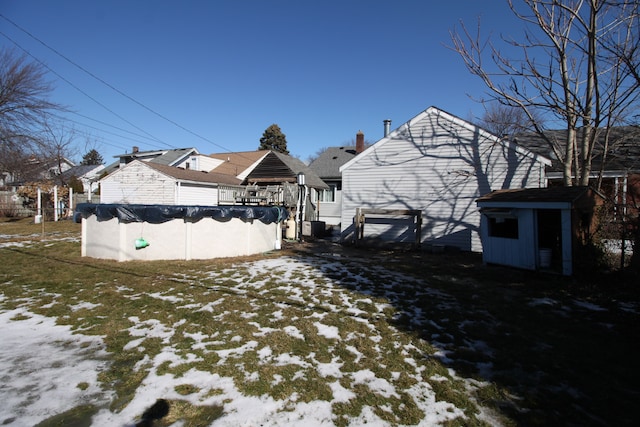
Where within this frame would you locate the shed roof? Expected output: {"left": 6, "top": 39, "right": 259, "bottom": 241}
{"left": 477, "top": 186, "right": 602, "bottom": 205}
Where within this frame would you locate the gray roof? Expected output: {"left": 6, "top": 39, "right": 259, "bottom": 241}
{"left": 477, "top": 186, "right": 602, "bottom": 204}
{"left": 308, "top": 146, "right": 358, "bottom": 179}
{"left": 513, "top": 126, "right": 640, "bottom": 174}
{"left": 148, "top": 148, "right": 196, "bottom": 166}
{"left": 104, "top": 148, "right": 199, "bottom": 175}
{"left": 58, "top": 164, "right": 103, "bottom": 180}
{"left": 273, "top": 152, "right": 329, "bottom": 189}
{"left": 110, "top": 147, "right": 197, "bottom": 166}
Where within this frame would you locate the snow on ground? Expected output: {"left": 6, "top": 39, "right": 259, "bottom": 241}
{"left": 0, "top": 235, "right": 512, "bottom": 426}
{"left": 0, "top": 306, "right": 111, "bottom": 426}
{"left": 0, "top": 252, "right": 479, "bottom": 427}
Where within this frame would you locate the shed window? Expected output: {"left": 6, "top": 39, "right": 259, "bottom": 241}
{"left": 488, "top": 217, "right": 519, "bottom": 239}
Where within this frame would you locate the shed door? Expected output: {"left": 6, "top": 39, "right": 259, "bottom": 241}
{"left": 536, "top": 209, "right": 562, "bottom": 271}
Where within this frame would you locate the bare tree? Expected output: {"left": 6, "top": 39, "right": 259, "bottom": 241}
{"left": 0, "top": 48, "right": 67, "bottom": 184}
{"left": 450, "top": 0, "right": 640, "bottom": 186}
{"left": 0, "top": 49, "right": 62, "bottom": 148}
{"left": 478, "top": 102, "right": 544, "bottom": 138}
{"left": 39, "top": 120, "right": 78, "bottom": 179}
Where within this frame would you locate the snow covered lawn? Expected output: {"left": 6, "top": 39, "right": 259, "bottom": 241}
{"left": 1, "top": 221, "right": 637, "bottom": 426}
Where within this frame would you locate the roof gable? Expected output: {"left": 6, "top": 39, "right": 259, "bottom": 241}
{"left": 208, "top": 150, "right": 269, "bottom": 178}
{"left": 245, "top": 151, "right": 328, "bottom": 189}
{"left": 340, "top": 106, "right": 550, "bottom": 172}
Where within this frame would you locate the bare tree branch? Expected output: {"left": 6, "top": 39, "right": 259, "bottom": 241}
{"left": 449, "top": 0, "right": 640, "bottom": 186}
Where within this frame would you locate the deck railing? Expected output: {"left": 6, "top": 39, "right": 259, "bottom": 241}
{"left": 218, "top": 184, "right": 286, "bottom": 206}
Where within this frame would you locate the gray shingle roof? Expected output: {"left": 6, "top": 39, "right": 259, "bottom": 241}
{"left": 148, "top": 148, "right": 197, "bottom": 166}
{"left": 513, "top": 126, "right": 640, "bottom": 173}
{"left": 477, "top": 186, "right": 603, "bottom": 204}
{"left": 308, "top": 146, "right": 358, "bottom": 179}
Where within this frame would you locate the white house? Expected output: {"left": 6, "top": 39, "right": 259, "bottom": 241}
{"left": 103, "top": 147, "right": 220, "bottom": 175}
{"left": 339, "top": 106, "right": 551, "bottom": 252}
{"left": 100, "top": 160, "right": 241, "bottom": 205}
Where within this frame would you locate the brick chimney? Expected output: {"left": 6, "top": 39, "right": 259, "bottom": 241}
{"left": 356, "top": 131, "right": 365, "bottom": 154}
{"left": 132, "top": 146, "right": 139, "bottom": 153}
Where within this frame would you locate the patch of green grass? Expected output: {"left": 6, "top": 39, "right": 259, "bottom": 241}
{"left": 163, "top": 400, "right": 224, "bottom": 427}
{"left": 33, "top": 404, "right": 98, "bottom": 427}
{"left": 175, "top": 384, "right": 200, "bottom": 395}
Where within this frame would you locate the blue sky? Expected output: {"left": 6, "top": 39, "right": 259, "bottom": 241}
{"left": 0, "top": 1, "right": 521, "bottom": 164}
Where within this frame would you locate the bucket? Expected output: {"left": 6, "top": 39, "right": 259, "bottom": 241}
{"left": 539, "top": 248, "right": 552, "bottom": 268}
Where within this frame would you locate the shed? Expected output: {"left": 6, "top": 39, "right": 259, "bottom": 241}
{"left": 339, "top": 106, "right": 550, "bottom": 251}
{"left": 476, "top": 186, "right": 604, "bottom": 276}
{"left": 100, "top": 160, "right": 241, "bottom": 205}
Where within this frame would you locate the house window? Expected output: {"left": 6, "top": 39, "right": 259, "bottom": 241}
{"left": 488, "top": 216, "right": 519, "bottom": 239}
{"left": 316, "top": 184, "right": 337, "bottom": 203}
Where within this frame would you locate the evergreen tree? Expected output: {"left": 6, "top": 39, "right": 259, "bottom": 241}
{"left": 258, "top": 124, "right": 289, "bottom": 154}
{"left": 81, "top": 149, "right": 104, "bottom": 165}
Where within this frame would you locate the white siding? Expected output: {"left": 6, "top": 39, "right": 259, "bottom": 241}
{"left": 480, "top": 209, "right": 537, "bottom": 269}
{"left": 340, "top": 107, "right": 547, "bottom": 251}
{"left": 100, "top": 162, "right": 175, "bottom": 204}
{"left": 174, "top": 155, "right": 223, "bottom": 172}
{"left": 177, "top": 183, "right": 219, "bottom": 205}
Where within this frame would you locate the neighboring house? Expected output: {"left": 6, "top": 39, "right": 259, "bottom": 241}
{"left": 55, "top": 164, "right": 105, "bottom": 196}
{"left": 99, "top": 150, "right": 327, "bottom": 211}
{"left": 339, "top": 106, "right": 551, "bottom": 252}
{"left": 477, "top": 186, "right": 605, "bottom": 276}
{"left": 308, "top": 132, "right": 366, "bottom": 226}
{"left": 209, "top": 150, "right": 328, "bottom": 216}
{"left": 514, "top": 126, "right": 640, "bottom": 217}
{"left": 1, "top": 156, "right": 75, "bottom": 191}
{"left": 104, "top": 146, "right": 219, "bottom": 174}
{"left": 100, "top": 160, "right": 241, "bottom": 205}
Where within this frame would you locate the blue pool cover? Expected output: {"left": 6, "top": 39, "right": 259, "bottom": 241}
{"left": 76, "top": 203, "right": 289, "bottom": 224}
